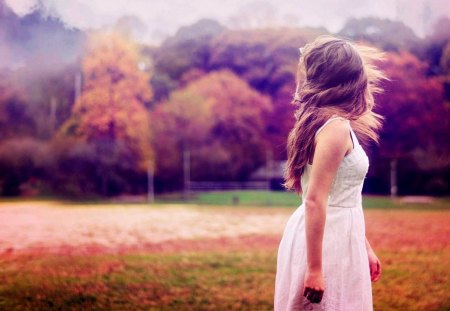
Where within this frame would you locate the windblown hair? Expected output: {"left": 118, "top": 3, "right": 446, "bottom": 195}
{"left": 283, "top": 35, "right": 388, "bottom": 193}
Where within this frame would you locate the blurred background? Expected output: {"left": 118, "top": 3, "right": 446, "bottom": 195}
{"left": 0, "top": 0, "right": 449, "bottom": 199}
{"left": 0, "top": 1, "right": 449, "bottom": 310}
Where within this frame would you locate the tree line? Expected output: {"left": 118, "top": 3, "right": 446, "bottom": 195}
{"left": 0, "top": 15, "right": 449, "bottom": 197}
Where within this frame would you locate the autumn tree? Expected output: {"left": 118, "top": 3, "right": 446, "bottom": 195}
{"left": 56, "top": 31, "right": 153, "bottom": 195}
{"left": 440, "top": 42, "right": 450, "bottom": 100}
{"left": 209, "top": 27, "right": 326, "bottom": 160}
{"left": 419, "top": 17, "right": 450, "bottom": 76}
{"left": 14, "top": 60, "right": 81, "bottom": 139}
{"left": 150, "top": 25, "right": 327, "bottom": 162}
{"left": 0, "top": 138, "right": 50, "bottom": 196}
{"left": 373, "top": 51, "right": 450, "bottom": 194}
{"left": 151, "top": 70, "right": 271, "bottom": 191}
{"left": 0, "top": 72, "right": 36, "bottom": 138}
{"left": 209, "top": 28, "right": 324, "bottom": 94}
{"left": 149, "top": 19, "right": 225, "bottom": 102}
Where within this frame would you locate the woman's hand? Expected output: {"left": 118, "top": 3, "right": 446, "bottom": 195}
{"left": 367, "top": 249, "right": 381, "bottom": 282}
{"left": 303, "top": 268, "right": 325, "bottom": 303}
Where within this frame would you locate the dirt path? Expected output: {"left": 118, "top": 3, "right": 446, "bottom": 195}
{"left": 1, "top": 201, "right": 449, "bottom": 256}
{"left": 0, "top": 201, "right": 291, "bottom": 255}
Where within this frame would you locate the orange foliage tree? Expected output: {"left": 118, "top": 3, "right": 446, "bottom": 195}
{"left": 151, "top": 70, "right": 271, "bottom": 190}
{"left": 54, "top": 32, "right": 154, "bottom": 195}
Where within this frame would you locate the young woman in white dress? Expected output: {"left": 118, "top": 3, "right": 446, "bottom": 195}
{"left": 274, "top": 35, "right": 385, "bottom": 310}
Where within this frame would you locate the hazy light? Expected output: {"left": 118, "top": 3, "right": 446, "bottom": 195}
{"left": 4, "top": 0, "right": 450, "bottom": 42}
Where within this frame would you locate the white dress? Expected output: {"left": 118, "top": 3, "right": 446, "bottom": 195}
{"left": 274, "top": 116, "right": 373, "bottom": 311}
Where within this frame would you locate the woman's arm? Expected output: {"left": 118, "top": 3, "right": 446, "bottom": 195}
{"left": 303, "top": 119, "right": 353, "bottom": 303}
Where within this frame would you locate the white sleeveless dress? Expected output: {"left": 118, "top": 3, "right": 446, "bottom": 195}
{"left": 274, "top": 116, "right": 373, "bottom": 310}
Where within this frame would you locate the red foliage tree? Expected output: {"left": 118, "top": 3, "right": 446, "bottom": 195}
{"left": 374, "top": 50, "right": 450, "bottom": 194}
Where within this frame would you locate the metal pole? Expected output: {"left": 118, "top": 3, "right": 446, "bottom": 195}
{"left": 266, "top": 149, "right": 273, "bottom": 191}
{"left": 390, "top": 158, "right": 398, "bottom": 197}
{"left": 147, "top": 164, "right": 154, "bottom": 203}
{"left": 183, "top": 146, "right": 190, "bottom": 200}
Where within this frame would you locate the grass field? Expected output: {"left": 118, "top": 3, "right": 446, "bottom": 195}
{"left": 0, "top": 193, "right": 449, "bottom": 310}
{"left": 157, "top": 191, "right": 450, "bottom": 210}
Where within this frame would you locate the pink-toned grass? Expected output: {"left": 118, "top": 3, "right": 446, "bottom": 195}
{"left": 0, "top": 201, "right": 449, "bottom": 310}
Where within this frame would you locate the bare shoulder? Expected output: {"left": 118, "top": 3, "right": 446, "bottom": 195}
{"left": 307, "top": 118, "right": 352, "bottom": 200}
{"left": 313, "top": 118, "right": 352, "bottom": 163}
{"left": 315, "top": 118, "right": 350, "bottom": 145}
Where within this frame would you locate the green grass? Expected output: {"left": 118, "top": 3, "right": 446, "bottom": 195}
{"left": 1, "top": 249, "right": 449, "bottom": 311}
{"left": 0, "top": 251, "right": 276, "bottom": 311}
{"left": 2, "top": 191, "right": 449, "bottom": 210}
{"left": 184, "top": 190, "right": 301, "bottom": 207}
{"left": 157, "top": 191, "right": 450, "bottom": 210}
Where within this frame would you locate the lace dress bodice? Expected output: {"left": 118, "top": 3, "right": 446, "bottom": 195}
{"left": 300, "top": 116, "right": 370, "bottom": 209}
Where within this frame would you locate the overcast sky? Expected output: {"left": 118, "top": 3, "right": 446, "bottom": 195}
{"left": 5, "top": 0, "right": 450, "bottom": 43}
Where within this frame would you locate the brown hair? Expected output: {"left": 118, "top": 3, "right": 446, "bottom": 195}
{"left": 283, "top": 35, "right": 388, "bottom": 193}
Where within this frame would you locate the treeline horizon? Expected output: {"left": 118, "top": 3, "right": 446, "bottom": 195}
{"left": 0, "top": 2, "right": 449, "bottom": 197}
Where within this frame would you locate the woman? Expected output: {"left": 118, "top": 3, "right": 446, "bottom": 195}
{"left": 274, "top": 35, "right": 385, "bottom": 310}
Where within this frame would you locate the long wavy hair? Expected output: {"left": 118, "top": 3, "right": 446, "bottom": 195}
{"left": 283, "top": 35, "right": 388, "bottom": 194}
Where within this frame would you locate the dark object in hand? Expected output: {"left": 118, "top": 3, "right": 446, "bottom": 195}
{"left": 303, "top": 287, "right": 324, "bottom": 303}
